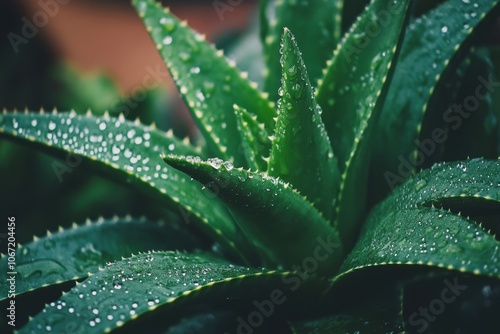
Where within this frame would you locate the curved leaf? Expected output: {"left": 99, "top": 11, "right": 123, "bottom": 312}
{"left": 263, "top": 0, "right": 343, "bottom": 102}
{"left": 268, "top": 28, "right": 340, "bottom": 220}
{"left": 337, "top": 160, "right": 500, "bottom": 282}
{"left": 233, "top": 104, "right": 271, "bottom": 172}
{"left": 0, "top": 111, "right": 254, "bottom": 262}
{"left": 340, "top": 206, "right": 500, "bottom": 277}
{"left": 315, "top": 0, "right": 412, "bottom": 247}
{"left": 0, "top": 216, "right": 199, "bottom": 301}
{"left": 373, "top": 0, "right": 500, "bottom": 191}
{"left": 316, "top": 0, "right": 411, "bottom": 168}
{"left": 19, "top": 251, "right": 299, "bottom": 333}
{"left": 132, "top": 0, "right": 275, "bottom": 164}
{"left": 434, "top": 48, "right": 499, "bottom": 165}
{"left": 164, "top": 155, "right": 345, "bottom": 276}
{"left": 386, "top": 158, "right": 500, "bottom": 211}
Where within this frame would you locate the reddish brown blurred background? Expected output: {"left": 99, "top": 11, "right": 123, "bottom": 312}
{"left": 19, "top": 0, "right": 258, "bottom": 94}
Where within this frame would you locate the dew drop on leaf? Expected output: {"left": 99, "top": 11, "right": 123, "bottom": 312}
{"left": 162, "top": 36, "right": 172, "bottom": 45}
{"left": 207, "top": 158, "right": 223, "bottom": 169}
{"left": 415, "top": 179, "right": 427, "bottom": 191}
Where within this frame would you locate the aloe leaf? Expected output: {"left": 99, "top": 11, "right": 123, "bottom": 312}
{"left": 132, "top": 0, "right": 275, "bottom": 164}
{"left": 373, "top": 0, "right": 500, "bottom": 191}
{"left": 316, "top": 0, "right": 411, "bottom": 168}
{"left": 0, "top": 217, "right": 198, "bottom": 301}
{"left": 264, "top": 0, "right": 343, "bottom": 102}
{"left": 233, "top": 104, "right": 271, "bottom": 171}
{"left": 164, "top": 155, "right": 345, "bottom": 276}
{"left": 387, "top": 158, "right": 500, "bottom": 211}
{"left": 316, "top": 0, "right": 412, "bottom": 247}
{"left": 19, "top": 251, "right": 295, "bottom": 333}
{"left": 404, "top": 49, "right": 476, "bottom": 171}
{"left": 0, "top": 111, "right": 254, "bottom": 262}
{"left": 338, "top": 160, "right": 500, "bottom": 280}
{"left": 268, "top": 29, "right": 340, "bottom": 220}
{"left": 436, "top": 48, "right": 499, "bottom": 164}
{"left": 341, "top": 0, "right": 371, "bottom": 33}
{"left": 338, "top": 206, "right": 500, "bottom": 278}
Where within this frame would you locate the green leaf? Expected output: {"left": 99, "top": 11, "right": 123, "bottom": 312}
{"left": 264, "top": 0, "right": 343, "bottom": 103}
{"left": 339, "top": 206, "right": 500, "bottom": 277}
{"left": 340, "top": 0, "right": 371, "bottom": 33}
{"left": 0, "top": 217, "right": 199, "bottom": 301}
{"left": 233, "top": 104, "right": 271, "bottom": 171}
{"left": 373, "top": 0, "right": 500, "bottom": 190}
{"left": 316, "top": 0, "right": 411, "bottom": 168}
{"left": 338, "top": 159, "right": 500, "bottom": 279}
{"left": 316, "top": 0, "right": 412, "bottom": 247}
{"left": 387, "top": 158, "right": 500, "bottom": 211}
{"left": 132, "top": 0, "right": 275, "bottom": 164}
{"left": 164, "top": 155, "right": 345, "bottom": 276}
{"left": 0, "top": 111, "right": 254, "bottom": 263}
{"left": 19, "top": 251, "right": 293, "bottom": 333}
{"left": 268, "top": 29, "right": 340, "bottom": 220}
{"left": 435, "top": 48, "right": 499, "bottom": 164}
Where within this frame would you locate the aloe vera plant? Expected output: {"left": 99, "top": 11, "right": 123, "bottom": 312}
{"left": 1, "top": 0, "right": 500, "bottom": 332}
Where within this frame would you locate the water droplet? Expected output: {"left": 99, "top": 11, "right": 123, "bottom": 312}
{"left": 160, "top": 17, "right": 175, "bottom": 32}
{"left": 441, "top": 26, "right": 448, "bottom": 33}
{"left": 203, "top": 81, "right": 215, "bottom": 96}
{"left": 291, "top": 83, "right": 302, "bottom": 99}
{"left": 48, "top": 122, "right": 56, "bottom": 131}
{"left": 124, "top": 149, "right": 132, "bottom": 159}
{"left": 162, "top": 36, "right": 172, "bottom": 45}
{"left": 179, "top": 52, "right": 190, "bottom": 62}
{"left": 31, "top": 119, "right": 37, "bottom": 127}
{"left": 99, "top": 122, "right": 106, "bottom": 130}
{"left": 223, "top": 161, "right": 233, "bottom": 171}
{"left": 207, "top": 158, "right": 223, "bottom": 169}
{"left": 415, "top": 179, "right": 427, "bottom": 191}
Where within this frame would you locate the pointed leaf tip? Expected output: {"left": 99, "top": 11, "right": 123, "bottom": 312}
{"left": 268, "top": 29, "right": 340, "bottom": 220}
